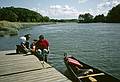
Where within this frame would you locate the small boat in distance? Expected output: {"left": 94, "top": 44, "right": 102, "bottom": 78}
{"left": 64, "top": 55, "right": 120, "bottom": 82}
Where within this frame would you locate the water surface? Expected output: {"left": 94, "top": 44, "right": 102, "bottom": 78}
{"left": 0, "top": 23, "right": 120, "bottom": 79}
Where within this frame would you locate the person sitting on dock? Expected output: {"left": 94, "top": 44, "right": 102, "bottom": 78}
{"left": 16, "top": 34, "right": 31, "bottom": 54}
{"left": 35, "top": 34, "right": 49, "bottom": 62}
{"left": 30, "top": 39, "right": 37, "bottom": 54}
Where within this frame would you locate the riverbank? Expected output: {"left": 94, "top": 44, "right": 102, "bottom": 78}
{"left": 0, "top": 21, "right": 55, "bottom": 37}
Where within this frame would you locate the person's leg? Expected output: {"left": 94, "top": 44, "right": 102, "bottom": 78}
{"left": 16, "top": 45, "right": 27, "bottom": 54}
{"left": 25, "top": 42, "right": 29, "bottom": 49}
{"left": 16, "top": 45, "right": 20, "bottom": 53}
{"left": 43, "top": 49, "right": 48, "bottom": 54}
{"left": 36, "top": 49, "right": 43, "bottom": 61}
{"left": 23, "top": 48, "right": 29, "bottom": 54}
{"left": 43, "top": 49, "right": 48, "bottom": 62}
{"left": 37, "top": 49, "right": 42, "bottom": 55}
{"left": 18, "top": 45, "right": 29, "bottom": 54}
{"left": 45, "top": 54, "right": 48, "bottom": 62}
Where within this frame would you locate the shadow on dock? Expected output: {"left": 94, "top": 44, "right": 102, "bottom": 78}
{"left": 6, "top": 53, "right": 19, "bottom": 55}
{"left": 5, "top": 52, "right": 32, "bottom": 56}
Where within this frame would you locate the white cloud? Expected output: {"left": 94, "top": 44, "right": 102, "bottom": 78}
{"left": 48, "top": 5, "right": 80, "bottom": 19}
{"left": 76, "top": 0, "right": 88, "bottom": 3}
{"left": 96, "top": 0, "right": 120, "bottom": 16}
{"left": 31, "top": 8, "right": 48, "bottom": 16}
{"left": 30, "top": 0, "right": 120, "bottom": 19}
{"left": 31, "top": 5, "right": 97, "bottom": 19}
{"left": 49, "top": 5, "right": 79, "bottom": 18}
{"left": 31, "top": 5, "right": 81, "bottom": 19}
{"left": 50, "top": 5, "right": 61, "bottom": 9}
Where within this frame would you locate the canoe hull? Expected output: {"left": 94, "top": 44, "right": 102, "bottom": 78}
{"left": 64, "top": 56, "right": 120, "bottom": 82}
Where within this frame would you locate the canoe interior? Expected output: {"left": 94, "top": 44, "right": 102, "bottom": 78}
{"left": 64, "top": 56, "right": 120, "bottom": 82}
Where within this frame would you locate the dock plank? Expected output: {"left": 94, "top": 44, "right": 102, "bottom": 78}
{"left": 0, "top": 66, "right": 70, "bottom": 82}
{"left": 0, "top": 68, "right": 52, "bottom": 79}
{"left": 0, "top": 55, "right": 51, "bottom": 76}
{"left": 0, "top": 50, "right": 71, "bottom": 82}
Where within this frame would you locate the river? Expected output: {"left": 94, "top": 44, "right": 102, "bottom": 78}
{"left": 0, "top": 23, "right": 120, "bottom": 79}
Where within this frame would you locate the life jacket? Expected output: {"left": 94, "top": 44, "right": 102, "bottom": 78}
{"left": 67, "top": 58, "right": 82, "bottom": 67}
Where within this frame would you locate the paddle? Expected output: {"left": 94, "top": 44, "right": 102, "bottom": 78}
{"left": 78, "top": 73, "right": 105, "bottom": 79}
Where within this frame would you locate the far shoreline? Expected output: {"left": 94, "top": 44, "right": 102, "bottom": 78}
{"left": 20, "top": 22, "right": 56, "bottom": 27}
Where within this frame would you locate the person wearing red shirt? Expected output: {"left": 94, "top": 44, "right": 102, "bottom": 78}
{"left": 35, "top": 35, "right": 49, "bottom": 62}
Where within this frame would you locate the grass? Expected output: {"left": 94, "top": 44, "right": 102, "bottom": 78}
{"left": 0, "top": 21, "right": 22, "bottom": 36}
{"left": 0, "top": 21, "right": 55, "bottom": 37}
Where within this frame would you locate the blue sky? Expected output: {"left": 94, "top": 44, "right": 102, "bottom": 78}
{"left": 0, "top": 0, "right": 120, "bottom": 19}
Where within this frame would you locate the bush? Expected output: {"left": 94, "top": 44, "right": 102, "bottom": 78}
{"left": 0, "top": 21, "right": 21, "bottom": 36}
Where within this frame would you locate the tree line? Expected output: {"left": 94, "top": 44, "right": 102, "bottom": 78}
{"left": 0, "top": 4, "right": 120, "bottom": 23}
{"left": 78, "top": 4, "right": 120, "bottom": 23}
{"left": 0, "top": 6, "right": 50, "bottom": 22}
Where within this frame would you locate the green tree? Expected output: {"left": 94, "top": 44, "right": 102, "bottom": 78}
{"left": 78, "top": 13, "right": 93, "bottom": 23}
{"left": 0, "top": 8, "right": 18, "bottom": 22}
{"left": 43, "top": 16, "right": 50, "bottom": 22}
{"left": 0, "top": 7, "right": 47, "bottom": 22}
{"left": 106, "top": 4, "right": 120, "bottom": 23}
{"left": 94, "top": 14, "right": 105, "bottom": 23}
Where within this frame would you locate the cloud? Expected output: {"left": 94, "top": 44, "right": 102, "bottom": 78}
{"left": 31, "top": 5, "right": 96, "bottom": 19}
{"left": 49, "top": 5, "right": 79, "bottom": 15}
{"left": 79, "top": 0, "right": 88, "bottom": 3}
{"left": 31, "top": 0, "right": 120, "bottom": 19}
{"left": 31, "top": 5, "right": 81, "bottom": 19}
{"left": 75, "top": 0, "right": 88, "bottom": 3}
{"left": 96, "top": 0, "right": 120, "bottom": 15}
{"left": 31, "top": 8, "right": 48, "bottom": 16}
{"left": 47, "top": 5, "right": 99, "bottom": 19}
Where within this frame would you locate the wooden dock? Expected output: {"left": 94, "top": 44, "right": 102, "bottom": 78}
{"left": 0, "top": 50, "right": 72, "bottom": 82}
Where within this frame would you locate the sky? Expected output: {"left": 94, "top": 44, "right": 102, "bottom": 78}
{"left": 0, "top": 0, "right": 120, "bottom": 19}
